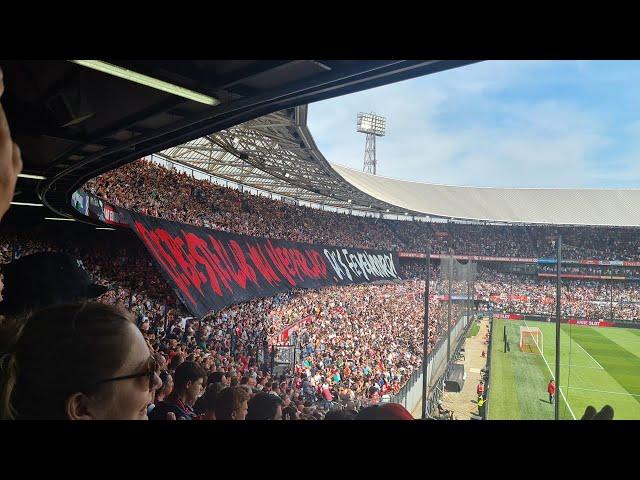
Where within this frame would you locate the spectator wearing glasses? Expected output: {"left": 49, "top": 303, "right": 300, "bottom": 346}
{"left": 0, "top": 302, "right": 161, "bottom": 420}
{"left": 149, "top": 361, "right": 206, "bottom": 420}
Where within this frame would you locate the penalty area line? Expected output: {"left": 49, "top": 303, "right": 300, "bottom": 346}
{"left": 566, "top": 386, "right": 640, "bottom": 397}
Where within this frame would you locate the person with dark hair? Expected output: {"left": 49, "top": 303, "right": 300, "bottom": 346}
{"left": 194, "top": 383, "right": 224, "bottom": 420}
{"left": 281, "top": 402, "right": 299, "bottom": 420}
{"left": 356, "top": 403, "right": 414, "bottom": 420}
{"left": 246, "top": 392, "right": 283, "bottom": 420}
{"left": 208, "top": 371, "right": 228, "bottom": 387}
{"left": 214, "top": 386, "right": 250, "bottom": 420}
{"left": 0, "top": 302, "right": 161, "bottom": 420}
{"left": 168, "top": 352, "right": 185, "bottom": 373}
{"left": 324, "top": 409, "right": 358, "bottom": 420}
{"left": 149, "top": 361, "right": 206, "bottom": 420}
{"left": 547, "top": 379, "right": 556, "bottom": 404}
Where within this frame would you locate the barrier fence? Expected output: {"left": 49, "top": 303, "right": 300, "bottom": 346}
{"left": 483, "top": 315, "right": 494, "bottom": 420}
{"left": 391, "top": 312, "right": 474, "bottom": 417}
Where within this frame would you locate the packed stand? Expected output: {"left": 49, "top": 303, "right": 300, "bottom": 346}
{"left": 84, "top": 158, "right": 640, "bottom": 261}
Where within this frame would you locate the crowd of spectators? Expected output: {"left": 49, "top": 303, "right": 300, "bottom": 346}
{"left": 85, "top": 159, "right": 640, "bottom": 261}
{"left": 0, "top": 227, "right": 456, "bottom": 416}
{"left": 2, "top": 219, "right": 639, "bottom": 421}
{"left": 400, "top": 260, "right": 640, "bottom": 321}
{"left": 470, "top": 267, "right": 640, "bottom": 320}
{"left": 0, "top": 74, "right": 621, "bottom": 420}
{"left": 84, "top": 160, "right": 401, "bottom": 250}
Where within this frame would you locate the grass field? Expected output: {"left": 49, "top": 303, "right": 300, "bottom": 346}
{"left": 488, "top": 318, "right": 640, "bottom": 420}
{"left": 467, "top": 321, "right": 480, "bottom": 338}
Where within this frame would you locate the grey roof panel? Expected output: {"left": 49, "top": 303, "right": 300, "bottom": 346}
{"left": 331, "top": 163, "right": 640, "bottom": 226}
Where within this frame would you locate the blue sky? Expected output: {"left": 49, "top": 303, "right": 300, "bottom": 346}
{"left": 307, "top": 61, "right": 640, "bottom": 189}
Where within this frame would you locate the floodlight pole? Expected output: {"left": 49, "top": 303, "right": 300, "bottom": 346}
{"left": 357, "top": 112, "right": 386, "bottom": 175}
{"left": 363, "top": 133, "right": 377, "bottom": 174}
{"left": 421, "top": 246, "right": 431, "bottom": 419}
{"left": 555, "top": 235, "right": 562, "bottom": 421}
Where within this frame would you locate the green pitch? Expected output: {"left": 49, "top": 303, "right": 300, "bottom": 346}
{"left": 467, "top": 321, "right": 480, "bottom": 338}
{"left": 487, "top": 318, "right": 640, "bottom": 420}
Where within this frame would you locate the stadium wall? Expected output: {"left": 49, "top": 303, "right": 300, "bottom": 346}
{"left": 392, "top": 313, "right": 474, "bottom": 418}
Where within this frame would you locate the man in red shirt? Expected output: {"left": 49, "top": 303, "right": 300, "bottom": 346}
{"left": 476, "top": 380, "right": 484, "bottom": 398}
{"left": 548, "top": 379, "right": 556, "bottom": 404}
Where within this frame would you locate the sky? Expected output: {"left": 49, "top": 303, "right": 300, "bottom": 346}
{"left": 307, "top": 61, "right": 640, "bottom": 189}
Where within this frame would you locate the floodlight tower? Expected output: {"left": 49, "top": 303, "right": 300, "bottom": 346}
{"left": 357, "top": 112, "right": 386, "bottom": 175}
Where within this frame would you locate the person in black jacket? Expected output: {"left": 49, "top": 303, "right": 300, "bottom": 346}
{"left": 149, "top": 361, "right": 206, "bottom": 420}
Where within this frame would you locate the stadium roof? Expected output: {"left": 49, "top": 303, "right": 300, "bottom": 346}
{"left": 159, "top": 105, "right": 409, "bottom": 214}
{"left": 162, "top": 104, "right": 640, "bottom": 227}
{"left": 2, "top": 60, "right": 476, "bottom": 225}
{"left": 331, "top": 165, "right": 640, "bottom": 227}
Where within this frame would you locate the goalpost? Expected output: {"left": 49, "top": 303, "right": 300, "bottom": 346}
{"left": 519, "top": 326, "right": 543, "bottom": 354}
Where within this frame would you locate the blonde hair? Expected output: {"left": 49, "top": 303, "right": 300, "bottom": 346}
{"left": 0, "top": 314, "right": 26, "bottom": 419}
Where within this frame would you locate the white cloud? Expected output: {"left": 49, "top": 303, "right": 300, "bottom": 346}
{"left": 308, "top": 61, "right": 639, "bottom": 189}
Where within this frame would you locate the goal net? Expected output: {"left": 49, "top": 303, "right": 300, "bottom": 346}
{"left": 519, "top": 326, "right": 543, "bottom": 354}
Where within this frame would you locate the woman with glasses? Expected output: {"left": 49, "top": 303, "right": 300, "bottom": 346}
{"left": 0, "top": 302, "right": 162, "bottom": 420}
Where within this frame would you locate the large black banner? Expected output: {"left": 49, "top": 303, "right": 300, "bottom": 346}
{"left": 121, "top": 210, "right": 401, "bottom": 318}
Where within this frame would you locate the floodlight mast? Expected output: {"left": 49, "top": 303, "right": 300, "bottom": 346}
{"left": 357, "top": 112, "right": 386, "bottom": 175}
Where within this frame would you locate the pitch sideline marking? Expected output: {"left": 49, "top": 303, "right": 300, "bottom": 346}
{"left": 523, "top": 320, "right": 577, "bottom": 420}
{"left": 567, "top": 386, "right": 640, "bottom": 398}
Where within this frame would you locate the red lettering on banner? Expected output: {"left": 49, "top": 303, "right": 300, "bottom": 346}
{"left": 161, "top": 230, "right": 206, "bottom": 298}
{"left": 183, "top": 232, "right": 227, "bottom": 297}
{"left": 278, "top": 247, "right": 299, "bottom": 278}
{"left": 265, "top": 241, "right": 297, "bottom": 286}
{"left": 134, "top": 222, "right": 196, "bottom": 306}
{"left": 246, "top": 243, "right": 281, "bottom": 286}
{"left": 307, "top": 250, "right": 328, "bottom": 278}
{"left": 227, "top": 240, "right": 258, "bottom": 288}
{"left": 208, "top": 236, "right": 257, "bottom": 290}
{"left": 292, "top": 250, "right": 311, "bottom": 278}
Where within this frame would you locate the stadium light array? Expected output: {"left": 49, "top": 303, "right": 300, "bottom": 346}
{"left": 45, "top": 217, "right": 76, "bottom": 221}
{"left": 357, "top": 112, "right": 386, "bottom": 136}
{"left": 69, "top": 61, "right": 220, "bottom": 107}
{"left": 96, "top": 227, "right": 116, "bottom": 231}
{"left": 10, "top": 202, "right": 43, "bottom": 207}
